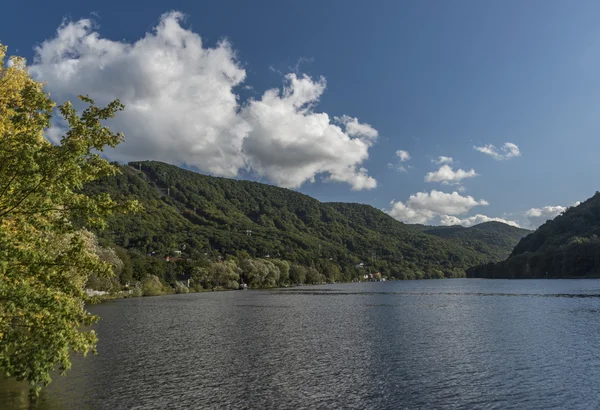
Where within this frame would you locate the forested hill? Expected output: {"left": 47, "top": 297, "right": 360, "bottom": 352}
{"left": 86, "top": 161, "right": 526, "bottom": 280}
{"left": 467, "top": 192, "right": 600, "bottom": 278}
{"left": 410, "top": 222, "right": 531, "bottom": 260}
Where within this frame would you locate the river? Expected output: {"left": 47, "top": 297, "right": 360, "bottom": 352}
{"left": 2, "top": 279, "right": 600, "bottom": 409}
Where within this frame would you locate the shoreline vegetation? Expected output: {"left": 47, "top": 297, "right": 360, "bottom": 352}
{"left": 84, "top": 266, "right": 392, "bottom": 303}
{"left": 80, "top": 159, "right": 529, "bottom": 293}
{"left": 0, "top": 43, "right": 139, "bottom": 397}
{"left": 85, "top": 280, "right": 320, "bottom": 303}
{"left": 3, "top": 37, "right": 599, "bottom": 401}
{"left": 88, "top": 271, "right": 600, "bottom": 305}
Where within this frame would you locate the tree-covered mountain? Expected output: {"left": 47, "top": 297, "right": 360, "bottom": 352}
{"left": 85, "top": 161, "right": 527, "bottom": 282}
{"left": 467, "top": 193, "right": 600, "bottom": 278}
{"left": 410, "top": 222, "right": 531, "bottom": 260}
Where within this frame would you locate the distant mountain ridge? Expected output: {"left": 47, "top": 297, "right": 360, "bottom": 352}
{"left": 86, "top": 161, "right": 529, "bottom": 280}
{"left": 467, "top": 192, "right": 600, "bottom": 278}
{"left": 412, "top": 222, "right": 531, "bottom": 260}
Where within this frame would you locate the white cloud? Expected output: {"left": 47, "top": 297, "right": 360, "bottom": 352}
{"left": 521, "top": 200, "right": 582, "bottom": 229}
{"left": 387, "top": 163, "right": 408, "bottom": 173}
{"left": 433, "top": 156, "right": 453, "bottom": 165}
{"left": 334, "top": 115, "right": 378, "bottom": 140}
{"left": 523, "top": 205, "right": 567, "bottom": 229}
{"left": 396, "top": 150, "right": 411, "bottom": 162}
{"left": 408, "top": 190, "right": 488, "bottom": 215}
{"left": 387, "top": 150, "right": 411, "bottom": 173}
{"left": 440, "top": 214, "right": 521, "bottom": 228}
{"left": 424, "top": 164, "right": 478, "bottom": 185}
{"left": 241, "top": 74, "right": 377, "bottom": 190}
{"left": 388, "top": 191, "right": 521, "bottom": 228}
{"left": 30, "top": 12, "right": 378, "bottom": 190}
{"left": 387, "top": 201, "right": 432, "bottom": 224}
{"left": 474, "top": 142, "right": 520, "bottom": 160}
{"left": 387, "top": 190, "right": 488, "bottom": 224}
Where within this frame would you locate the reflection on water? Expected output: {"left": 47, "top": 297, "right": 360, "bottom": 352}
{"left": 0, "top": 378, "right": 68, "bottom": 410}
{"left": 2, "top": 279, "right": 600, "bottom": 409}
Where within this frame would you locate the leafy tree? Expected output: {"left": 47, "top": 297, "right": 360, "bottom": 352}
{"left": 242, "top": 259, "right": 275, "bottom": 288}
{"left": 209, "top": 260, "right": 240, "bottom": 289}
{"left": 74, "top": 230, "right": 121, "bottom": 292}
{"left": 290, "top": 265, "right": 307, "bottom": 284}
{"left": 114, "top": 246, "right": 133, "bottom": 285}
{"left": 140, "top": 275, "right": 167, "bottom": 296}
{"left": 190, "top": 266, "right": 210, "bottom": 290}
{"left": 0, "top": 44, "right": 136, "bottom": 395}
{"left": 272, "top": 259, "right": 290, "bottom": 285}
{"left": 306, "top": 267, "right": 326, "bottom": 284}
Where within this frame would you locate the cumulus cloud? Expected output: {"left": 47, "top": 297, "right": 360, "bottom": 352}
{"left": 433, "top": 156, "right": 453, "bottom": 164}
{"left": 241, "top": 74, "right": 377, "bottom": 190}
{"left": 424, "top": 164, "right": 478, "bottom": 185}
{"left": 387, "top": 190, "right": 488, "bottom": 224}
{"left": 524, "top": 205, "right": 567, "bottom": 229}
{"left": 387, "top": 201, "right": 432, "bottom": 224}
{"left": 521, "top": 200, "right": 582, "bottom": 229}
{"left": 440, "top": 214, "right": 521, "bottom": 228}
{"left": 30, "top": 12, "right": 378, "bottom": 190}
{"left": 396, "top": 150, "right": 411, "bottom": 162}
{"left": 408, "top": 190, "right": 488, "bottom": 215}
{"left": 30, "top": 13, "right": 248, "bottom": 176}
{"left": 474, "top": 142, "right": 520, "bottom": 160}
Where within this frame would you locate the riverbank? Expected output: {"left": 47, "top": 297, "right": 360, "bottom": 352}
{"left": 85, "top": 279, "right": 371, "bottom": 303}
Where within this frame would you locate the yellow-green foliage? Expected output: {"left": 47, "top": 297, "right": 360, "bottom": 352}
{"left": 191, "top": 260, "right": 240, "bottom": 290}
{"left": 174, "top": 281, "right": 189, "bottom": 294}
{"left": 0, "top": 43, "right": 138, "bottom": 395}
{"left": 141, "top": 275, "right": 167, "bottom": 296}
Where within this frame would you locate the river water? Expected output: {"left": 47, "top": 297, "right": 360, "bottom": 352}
{"left": 2, "top": 279, "right": 600, "bottom": 409}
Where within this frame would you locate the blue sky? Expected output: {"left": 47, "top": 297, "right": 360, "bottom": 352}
{"left": 3, "top": 0, "right": 600, "bottom": 228}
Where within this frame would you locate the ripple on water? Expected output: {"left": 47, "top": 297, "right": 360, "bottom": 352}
{"left": 1, "top": 279, "right": 600, "bottom": 409}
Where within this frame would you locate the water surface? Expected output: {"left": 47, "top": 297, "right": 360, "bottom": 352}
{"left": 2, "top": 279, "right": 600, "bottom": 409}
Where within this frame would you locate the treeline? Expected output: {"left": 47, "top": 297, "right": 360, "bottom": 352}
{"left": 90, "top": 240, "right": 461, "bottom": 296}
{"left": 94, "top": 246, "right": 457, "bottom": 291}
{"left": 88, "top": 239, "right": 358, "bottom": 295}
{"left": 468, "top": 192, "right": 600, "bottom": 278}
{"left": 82, "top": 161, "right": 528, "bottom": 284}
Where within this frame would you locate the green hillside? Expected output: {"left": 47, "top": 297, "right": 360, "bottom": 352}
{"left": 467, "top": 192, "right": 600, "bottom": 278}
{"left": 413, "top": 222, "right": 531, "bottom": 260}
{"left": 85, "top": 161, "right": 526, "bottom": 282}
